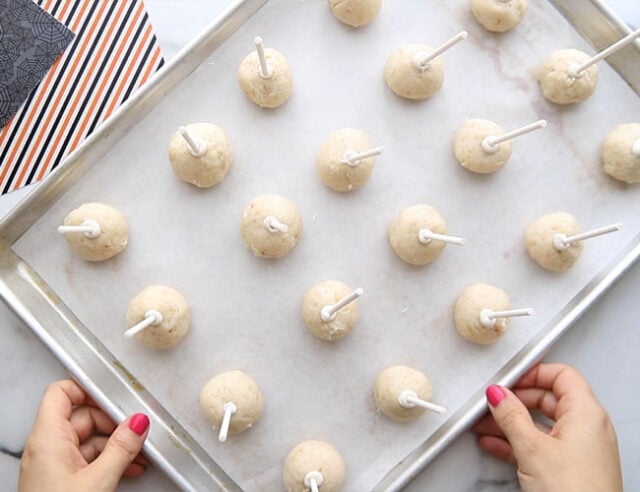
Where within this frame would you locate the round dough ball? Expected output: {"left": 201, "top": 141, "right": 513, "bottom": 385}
{"left": 454, "top": 283, "right": 511, "bottom": 345}
{"left": 302, "top": 280, "right": 359, "bottom": 341}
{"left": 601, "top": 123, "right": 640, "bottom": 183}
{"left": 200, "top": 371, "right": 264, "bottom": 435}
{"left": 384, "top": 44, "right": 444, "bottom": 100}
{"left": 168, "top": 123, "right": 232, "bottom": 188}
{"left": 316, "top": 128, "right": 376, "bottom": 192}
{"left": 374, "top": 365, "right": 433, "bottom": 422}
{"left": 61, "top": 202, "right": 128, "bottom": 262}
{"left": 454, "top": 119, "right": 512, "bottom": 174}
{"left": 283, "top": 440, "right": 345, "bottom": 492}
{"left": 525, "top": 212, "right": 583, "bottom": 272}
{"left": 537, "top": 49, "right": 598, "bottom": 105}
{"left": 471, "top": 0, "right": 527, "bottom": 32}
{"left": 388, "top": 205, "right": 449, "bottom": 266}
{"left": 237, "top": 47, "right": 293, "bottom": 108}
{"left": 240, "top": 194, "right": 303, "bottom": 258}
{"left": 329, "top": 0, "right": 382, "bottom": 27}
{"left": 126, "top": 285, "right": 191, "bottom": 349}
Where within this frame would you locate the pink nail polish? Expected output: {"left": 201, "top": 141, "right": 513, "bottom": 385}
{"left": 486, "top": 385, "right": 505, "bottom": 407}
{"left": 129, "top": 413, "right": 150, "bottom": 435}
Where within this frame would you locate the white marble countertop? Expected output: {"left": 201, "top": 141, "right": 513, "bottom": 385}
{"left": 1, "top": 1, "right": 638, "bottom": 491}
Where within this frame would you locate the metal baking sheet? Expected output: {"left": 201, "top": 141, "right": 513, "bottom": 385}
{"left": 1, "top": 0, "right": 639, "bottom": 490}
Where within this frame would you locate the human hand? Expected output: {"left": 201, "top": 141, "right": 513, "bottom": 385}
{"left": 19, "top": 380, "right": 150, "bottom": 492}
{"left": 473, "top": 363, "right": 622, "bottom": 492}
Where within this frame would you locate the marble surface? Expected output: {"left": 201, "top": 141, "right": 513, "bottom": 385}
{"left": 1, "top": 1, "right": 638, "bottom": 491}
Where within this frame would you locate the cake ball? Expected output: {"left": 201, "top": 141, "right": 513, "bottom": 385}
{"left": 126, "top": 285, "right": 191, "bottom": 349}
{"left": 59, "top": 202, "right": 128, "bottom": 262}
{"left": 374, "top": 365, "right": 434, "bottom": 422}
{"left": 471, "top": 0, "right": 527, "bottom": 32}
{"left": 389, "top": 205, "right": 456, "bottom": 266}
{"left": 237, "top": 38, "right": 293, "bottom": 109}
{"left": 537, "top": 49, "right": 598, "bottom": 104}
{"left": 454, "top": 119, "right": 512, "bottom": 174}
{"left": 316, "top": 128, "right": 379, "bottom": 192}
{"left": 168, "top": 123, "right": 232, "bottom": 188}
{"left": 240, "top": 194, "right": 303, "bottom": 258}
{"left": 283, "top": 440, "right": 345, "bottom": 492}
{"left": 601, "top": 123, "right": 640, "bottom": 183}
{"left": 384, "top": 44, "right": 445, "bottom": 100}
{"left": 524, "top": 212, "right": 584, "bottom": 272}
{"left": 329, "top": 0, "right": 382, "bottom": 27}
{"left": 200, "top": 370, "right": 264, "bottom": 436}
{"left": 302, "top": 280, "right": 361, "bottom": 341}
{"left": 454, "top": 283, "right": 511, "bottom": 344}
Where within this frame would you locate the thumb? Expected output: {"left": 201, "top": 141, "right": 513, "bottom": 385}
{"left": 87, "top": 413, "right": 149, "bottom": 488}
{"left": 485, "top": 385, "right": 542, "bottom": 456}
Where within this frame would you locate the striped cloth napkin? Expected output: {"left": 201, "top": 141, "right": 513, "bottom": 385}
{"left": 0, "top": 0, "right": 164, "bottom": 194}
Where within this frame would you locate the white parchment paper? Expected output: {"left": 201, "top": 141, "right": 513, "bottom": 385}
{"left": 14, "top": 0, "right": 640, "bottom": 489}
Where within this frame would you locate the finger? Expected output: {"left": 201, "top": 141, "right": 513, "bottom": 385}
{"left": 514, "top": 364, "right": 594, "bottom": 400}
{"left": 473, "top": 407, "right": 554, "bottom": 438}
{"left": 34, "top": 380, "right": 87, "bottom": 428}
{"left": 476, "top": 435, "right": 516, "bottom": 464}
{"left": 472, "top": 413, "right": 504, "bottom": 437}
{"left": 80, "top": 436, "right": 149, "bottom": 468}
{"left": 513, "top": 388, "right": 559, "bottom": 421}
{"left": 485, "top": 385, "right": 548, "bottom": 457}
{"left": 79, "top": 436, "right": 109, "bottom": 463}
{"left": 70, "top": 406, "right": 117, "bottom": 443}
{"left": 86, "top": 413, "right": 149, "bottom": 489}
{"left": 123, "top": 462, "right": 148, "bottom": 479}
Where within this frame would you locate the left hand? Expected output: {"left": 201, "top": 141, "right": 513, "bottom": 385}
{"left": 19, "top": 380, "right": 150, "bottom": 492}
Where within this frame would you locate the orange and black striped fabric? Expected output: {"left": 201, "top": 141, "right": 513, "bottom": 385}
{"left": 0, "top": 0, "right": 164, "bottom": 194}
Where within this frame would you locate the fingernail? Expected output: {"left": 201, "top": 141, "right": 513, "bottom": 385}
{"left": 129, "top": 413, "right": 150, "bottom": 435}
{"left": 486, "top": 385, "right": 505, "bottom": 407}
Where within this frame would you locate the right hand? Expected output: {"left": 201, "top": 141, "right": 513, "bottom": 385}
{"left": 473, "top": 363, "right": 622, "bottom": 492}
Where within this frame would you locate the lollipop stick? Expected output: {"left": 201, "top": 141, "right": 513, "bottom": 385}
{"left": 254, "top": 36, "right": 273, "bottom": 78}
{"left": 571, "top": 28, "right": 640, "bottom": 77}
{"left": 398, "top": 390, "right": 447, "bottom": 414}
{"left": 553, "top": 222, "right": 622, "bottom": 250}
{"left": 218, "top": 402, "right": 237, "bottom": 442}
{"left": 125, "top": 309, "right": 163, "bottom": 338}
{"left": 482, "top": 120, "right": 547, "bottom": 153}
{"left": 57, "top": 219, "right": 101, "bottom": 239}
{"left": 418, "top": 229, "right": 466, "bottom": 245}
{"left": 179, "top": 126, "right": 207, "bottom": 156}
{"left": 321, "top": 288, "right": 364, "bottom": 322}
{"left": 632, "top": 139, "right": 640, "bottom": 157}
{"left": 304, "top": 471, "right": 324, "bottom": 492}
{"left": 341, "top": 146, "right": 384, "bottom": 167}
{"left": 263, "top": 216, "right": 289, "bottom": 234}
{"left": 480, "top": 307, "right": 533, "bottom": 329}
{"left": 413, "top": 31, "right": 468, "bottom": 70}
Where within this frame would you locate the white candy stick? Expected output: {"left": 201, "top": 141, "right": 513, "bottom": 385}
{"left": 418, "top": 228, "right": 466, "bottom": 246}
{"left": 570, "top": 28, "right": 640, "bottom": 77}
{"left": 125, "top": 309, "right": 163, "bottom": 338}
{"left": 553, "top": 222, "right": 623, "bottom": 251}
{"left": 480, "top": 307, "right": 534, "bottom": 329}
{"left": 482, "top": 120, "right": 547, "bottom": 154}
{"left": 179, "top": 126, "right": 207, "bottom": 157}
{"left": 340, "top": 146, "right": 384, "bottom": 167}
{"left": 57, "top": 219, "right": 101, "bottom": 239}
{"left": 304, "top": 471, "right": 324, "bottom": 492}
{"left": 218, "top": 402, "right": 237, "bottom": 442}
{"left": 398, "top": 390, "right": 447, "bottom": 414}
{"left": 263, "top": 216, "right": 289, "bottom": 234}
{"left": 320, "top": 288, "right": 364, "bottom": 322}
{"left": 413, "top": 31, "right": 468, "bottom": 70}
{"left": 631, "top": 139, "right": 640, "bottom": 157}
{"left": 254, "top": 36, "right": 273, "bottom": 79}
